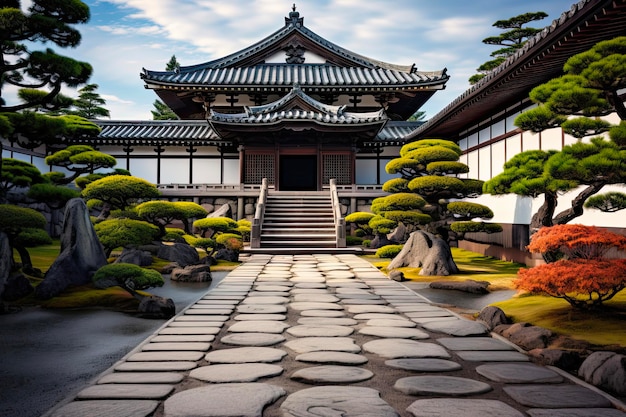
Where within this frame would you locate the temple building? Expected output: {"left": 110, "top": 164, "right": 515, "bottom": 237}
{"left": 95, "top": 6, "right": 448, "bottom": 191}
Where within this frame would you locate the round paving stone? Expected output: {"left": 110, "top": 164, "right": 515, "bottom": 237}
{"left": 233, "top": 314, "right": 287, "bottom": 321}
{"left": 242, "top": 296, "right": 289, "bottom": 304}
{"left": 366, "top": 319, "right": 416, "bottom": 328}
{"left": 358, "top": 326, "right": 429, "bottom": 339}
{"left": 236, "top": 304, "right": 287, "bottom": 314}
{"left": 289, "top": 302, "right": 344, "bottom": 311}
{"left": 227, "top": 320, "right": 290, "bottom": 334}
{"left": 190, "top": 363, "right": 283, "bottom": 383}
{"left": 475, "top": 363, "right": 563, "bottom": 383}
{"left": 363, "top": 339, "right": 451, "bottom": 359}
{"left": 298, "top": 317, "right": 358, "bottom": 326}
{"left": 296, "top": 352, "right": 368, "bottom": 365}
{"left": 284, "top": 337, "right": 361, "bottom": 354}
{"left": 280, "top": 386, "right": 398, "bottom": 417}
{"left": 293, "top": 294, "right": 340, "bottom": 303}
{"left": 220, "top": 333, "right": 285, "bottom": 346}
{"left": 395, "top": 376, "right": 492, "bottom": 396}
{"left": 526, "top": 409, "right": 626, "bottom": 417}
{"left": 347, "top": 305, "right": 396, "bottom": 314}
{"left": 291, "top": 365, "right": 373, "bottom": 384}
{"left": 163, "top": 383, "right": 286, "bottom": 417}
{"left": 385, "top": 358, "right": 462, "bottom": 372}
{"left": 48, "top": 400, "right": 159, "bottom": 417}
{"left": 300, "top": 309, "right": 346, "bottom": 317}
{"left": 290, "top": 276, "right": 325, "bottom": 283}
{"left": 254, "top": 285, "right": 292, "bottom": 292}
{"left": 406, "top": 399, "right": 525, "bottom": 417}
{"left": 419, "top": 319, "right": 489, "bottom": 336}
{"left": 287, "top": 325, "right": 354, "bottom": 337}
{"left": 205, "top": 347, "right": 287, "bottom": 363}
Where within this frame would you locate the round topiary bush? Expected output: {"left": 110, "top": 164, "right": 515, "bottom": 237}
{"left": 375, "top": 244, "right": 404, "bottom": 259}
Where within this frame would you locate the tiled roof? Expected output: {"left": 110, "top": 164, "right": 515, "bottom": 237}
{"left": 142, "top": 64, "right": 447, "bottom": 90}
{"left": 88, "top": 120, "right": 415, "bottom": 145}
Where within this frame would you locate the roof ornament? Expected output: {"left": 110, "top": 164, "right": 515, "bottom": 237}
{"left": 285, "top": 4, "right": 303, "bottom": 27}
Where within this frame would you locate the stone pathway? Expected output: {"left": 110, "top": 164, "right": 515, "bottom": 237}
{"left": 44, "top": 254, "right": 626, "bottom": 417}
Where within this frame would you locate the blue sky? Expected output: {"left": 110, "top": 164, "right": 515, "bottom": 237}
{"left": 53, "top": 0, "right": 578, "bottom": 120}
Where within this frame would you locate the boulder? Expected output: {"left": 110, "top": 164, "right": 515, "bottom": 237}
{"left": 214, "top": 247, "right": 239, "bottom": 262}
{"left": 35, "top": 198, "right": 108, "bottom": 299}
{"left": 1, "top": 273, "right": 33, "bottom": 301}
{"left": 157, "top": 242, "right": 200, "bottom": 267}
{"left": 138, "top": 295, "right": 175, "bottom": 319}
{"left": 429, "top": 279, "right": 489, "bottom": 294}
{"left": 115, "top": 248, "right": 153, "bottom": 266}
{"left": 171, "top": 264, "right": 212, "bottom": 282}
{"left": 528, "top": 348, "right": 584, "bottom": 371}
{"left": 387, "top": 223, "right": 407, "bottom": 244}
{"left": 389, "top": 270, "right": 405, "bottom": 282}
{"left": 387, "top": 231, "right": 459, "bottom": 276}
{"left": 208, "top": 203, "right": 230, "bottom": 218}
{"left": 499, "top": 322, "right": 553, "bottom": 351}
{"left": 579, "top": 351, "right": 626, "bottom": 396}
{"left": 477, "top": 306, "right": 510, "bottom": 330}
{"left": 160, "top": 262, "right": 181, "bottom": 274}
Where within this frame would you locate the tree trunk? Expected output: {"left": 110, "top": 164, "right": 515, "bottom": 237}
{"left": 530, "top": 191, "right": 558, "bottom": 234}
{"left": 553, "top": 182, "right": 605, "bottom": 225}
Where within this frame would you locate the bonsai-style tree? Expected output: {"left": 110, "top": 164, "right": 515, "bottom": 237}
{"left": 193, "top": 217, "right": 239, "bottom": 239}
{"left": 193, "top": 217, "right": 243, "bottom": 262}
{"left": 135, "top": 200, "right": 206, "bottom": 239}
{"left": 93, "top": 263, "right": 164, "bottom": 300}
{"left": 82, "top": 175, "right": 160, "bottom": 219}
{"left": 0, "top": 204, "right": 48, "bottom": 273}
{"left": 44, "top": 145, "right": 117, "bottom": 185}
{"left": 515, "top": 224, "right": 626, "bottom": 310}
{"left": 469, "top": 11, "right": 548, "bottom": 84}
{"left": 0, "top": 159, "right": 47, "bottom": 202}
{"left": 172, "top": 201, "right": 208, "bottom": 234}
{"left": 94, "top": 218, "right": 160, "bottom": 258}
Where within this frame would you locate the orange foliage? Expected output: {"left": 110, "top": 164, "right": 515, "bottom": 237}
{"left": 515, "top": 258, "right": 626, "bottom": 309}
{"left": 527, "top": 224, "right": 626, "bottom": 260}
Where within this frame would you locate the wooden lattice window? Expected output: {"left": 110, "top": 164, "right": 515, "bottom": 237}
{"left": 322, "top": 153, "right": 351, "bottom": 185}
{"left": 244, "top": 153, "right": 274, "bottom": 184}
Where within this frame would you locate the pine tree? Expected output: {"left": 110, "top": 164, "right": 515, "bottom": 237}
{"left": 152, "top": 55, "right": 179, "bottom": 120}
{"left": 68, "top": 84, "right": 110, "bottom": 119}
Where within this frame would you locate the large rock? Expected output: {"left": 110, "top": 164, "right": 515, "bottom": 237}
{"left": 138, "top": 295, "right": 175, "bottom": 319}
{"left": 429, "top": 279, "right": 489, "bottom": 294}
{"left": 157, "top": 242, "right": 199, "bottom": 267}
{"left": 115, "top": 248, "right": 153, "bottom": 266}
{"left": 477, "top": 306, "right": 510, "bottom": 330}
{"left": 171, "top": 264, "right": 212, "bottom": 282}
{"left": 35, "top": 198, "right": 108, "bottom": 299}
{"left": 579, "top": 351, "right": 626, "bottom": 396}
{"left": 387, "top": 231, "right": 459, "bottom": 276}
{"left": 498, "top": 322, "right": 553, "bottom": 351}
{"left": 2, "top": 273, "right": 33, "bottom": 301}
{"left": 208, "top": 203, "right": 230, "bottom": 218}
{"left": 387, "top": 223, "right": 408, "bottom": 243}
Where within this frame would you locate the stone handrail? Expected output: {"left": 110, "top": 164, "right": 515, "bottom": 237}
{"left": 329, "top": 179, "right": 346, "bottom": 248}
{"left": 250, "top": 178, "right": 268, "bottom": 248}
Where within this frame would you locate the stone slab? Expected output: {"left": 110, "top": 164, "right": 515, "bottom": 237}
{"left": 476, "top": 363, "right": 563, "bottom": 383}
{"left": 227, "top": 320, "right": 290, "bottom": 333}
{"left": 158, "top": 327, "right": 221, "bottom": 335}
{"left": 115, "top": 361, "right": 197, "bottom": 372}
{"left": 190, "top": 363, "right": 283, "bottom": 382}
{"left": 177, "top": 314, "right": 229, "bottom": 321}
{"left": 76, "top": 384, "right": 174, "bottom": 400}
{"left": 242, "top": 295, "right": 289, "bottom": 304}
{"left": 385, "top": 358, "right": 462, "bottom": 372}
{"left": 126, "top": 351, "right": 204, "bottom": 362}
{"left": 296, "top": 351, "right": 368, "bottom": 365}
{"left": 98, "top": 372, "right": 184, "bottom": 384}
{"left": 205, "top": 347, "right": 287, "bottom": 363}
{"left": 173, "top": 317, "right": 225, "bottom": 323}
{"left": 299, "top": 309, "right": 346, "bottom": 317}
{"left": 168, "top": 321, "right": 224, "bottom": 328}
{"left": 403, "top": 310, "right": 455, "bottom": 318}
{"left": 163, "top": 383, "right": 286, "bottom": 417}
{"left": 280, "top": 386, "right": 398, "bottom": 417}
{"left": 297, "top": 317, "right": 358, "bottom": 326}
{"left": 233, "top": 313, "right": 287, "bottom": 321}
{"left": 366, "top": 319, "right": 416, "bottom": 328}
{"left": 419, "top": 319, "right": 489, "bottom": 336}
{"left": 48, "top": 400, "right": 159, "bottom": 417}
{"left": 253, "top": 285, "right": 292, "bottom": 292}
{"left": 286, "top": 324, "right": 354, "bottom": 337}
{"left": 141, "top": 342, "right": 211, "bottom": 351}
{"left": 395, "top": 376, "right": 492, "bottom": 396}
{"left": 406, "top": 399, "right": 525, "bottom": 417}
{"left": 437, "top": 337, "right": 515, "bottom": 351}
{"left": 527, "top": 409, "right": 626, "bottom": 417}
{"left": 504, "top": 385, "right": 612, "bottom": 408}
{"left": 284, "top": 337, "right": 361, "bottom": 354}
{"left": 341, "top": 298, "right": 387, "bottom": 305}
{"left": 291, "top": 365, "right": 373, "bottom": 384}
{"left": 293, "top": 294, "right": 340, "bottom": 303}
{"left": 363, "top": 339, "right": 450, "bottom": 359}
{"left": 455, "top": 351, "right": 530, "bottom": 362}
{"left": 353, "top": 313, "right": 407, "bottom": 320}
{"left": 289, "top": 302, "right": 344, "bottom": 311}
{"left": 358, "top": 326, "right": 429, "bottom": 339}
{"left": 150, "top": 335, "right": 215, "bottom": 343}
{"left": 220, "top": 333, "right": 285, "bottom": 346}
{"left": 346, "top": 305, "right": 396, "bottom": 314}
{"left": 236, "top": 304, "right": 287, "bottom": 314}
{"left": 195, "top": 299, "right": 239, "bottom": 305}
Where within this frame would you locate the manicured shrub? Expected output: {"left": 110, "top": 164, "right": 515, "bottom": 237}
{"left": 93, "top": 263, "right": 164, "bottom": 298}
{"left": 447, "top": 202, "right": 494, "bottom": 219}
{"left": 193, "top": 217, "right": 238, "bottom": 238}
{"left": 527, "top": 224, "right": 626, "bottom": 260}
{"left": 375, "top": 244, "right": 404, "bottom": 259}
{"left": 346, "top": 235, "right": 363, "bottom": 246}
{"left": 450, "top": 221, "right": 502, "bottom": 234}
{"left": 14, "top": 227, "right": 52, "bottom": 247}
{"left": 94, "top": 218, "right": 160, "bottom": 257}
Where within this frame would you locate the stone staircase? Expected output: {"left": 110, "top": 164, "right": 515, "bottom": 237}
{"left": 259, "top": 192, "right": 338, "bottom": 249}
